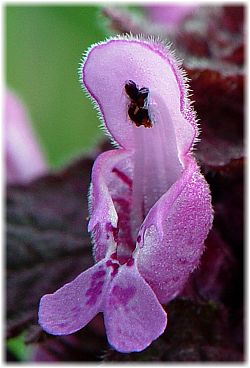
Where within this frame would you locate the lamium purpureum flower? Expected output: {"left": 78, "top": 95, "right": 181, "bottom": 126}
{"left": 38, "top": 36, "right": 213, "bottom": 353}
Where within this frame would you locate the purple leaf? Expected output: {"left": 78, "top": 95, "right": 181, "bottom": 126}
{"left": 6, "top": 156, "right": 94, "bottom": 338}
{"left": 181, "top": 228, "right": 240, "bottom": 305}
{"left": 189, "top": 68, "right": 244, "bottom": 170}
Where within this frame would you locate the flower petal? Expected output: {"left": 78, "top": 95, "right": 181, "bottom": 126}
{"left": 38, "top": 260, "right": 108, "bottom": 335}
{"left": 104, "top": 264, "right": 167, "bottom": 353}
{"left": 89, "top": 148, "right": 134, "bottom": 260}
{"left": 82, "top": 36, "right": 196, "bottom": 156}
{"left": 146, "top": 5, "right": 196, "bottom": 28}
{"left": 5, "top": 91, "right": 47, "bottom": 184}
{"left": 137, "top": 157, "right": 213, "bottom": 303}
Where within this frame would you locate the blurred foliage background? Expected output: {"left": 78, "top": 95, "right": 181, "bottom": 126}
{"left": 6, "top": 5, "right": 121, "bottom": 169}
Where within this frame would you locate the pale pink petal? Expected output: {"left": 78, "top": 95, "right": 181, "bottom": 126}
{"left": 104, "top": 264, "right": 167, "bottom": 352}
{"left": 39, "top": 260, "right": 108, "bottom": 335}
{"left": 5, "top": 91, "right": 47, "bottom": 184}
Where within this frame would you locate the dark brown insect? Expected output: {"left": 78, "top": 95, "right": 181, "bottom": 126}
{"left": 125, "top": 80, "right": 153, "bottom": 128}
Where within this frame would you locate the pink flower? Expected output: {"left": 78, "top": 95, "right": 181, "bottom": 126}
{"left": 145, "top": 4, "right": 197, "bottom": 29}
{"left": 5, "top": 91, "right": 47, "bottom": 184}
{"left": 38, "top": 36, "right": 213, "bottom": 353}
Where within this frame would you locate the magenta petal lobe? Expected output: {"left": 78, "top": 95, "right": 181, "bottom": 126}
{"left": 104, "top": 264, "right": 167, "bottom": 353}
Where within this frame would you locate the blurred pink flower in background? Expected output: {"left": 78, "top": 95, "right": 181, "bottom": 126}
{"left": 145, "top": 4, "right": 196, "bottom": 28}
{"left": 5, "top": 91, "right": 47, "bottom": 184}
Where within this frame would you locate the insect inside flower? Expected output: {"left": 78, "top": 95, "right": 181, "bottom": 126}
{"left": 125, "top": 80, "right": 153, "bottom": 128}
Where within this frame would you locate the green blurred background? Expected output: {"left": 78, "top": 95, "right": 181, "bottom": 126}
{"left": 6, "top": 5, "right": 113, "bottom": 169}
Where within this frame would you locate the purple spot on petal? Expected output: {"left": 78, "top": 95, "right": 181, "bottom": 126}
{"left": 106, "top": 259, "right": 120, "bottom": 277}
{"left": 71, "top": 306, "right": 81, "bottom": 313}
{"left": 90, "top": 281, "right": 104, "bottom": 295}
{"left": 112, "top": 167, "right": 133, "bottom": 187}
{"left": 86, "top": 284, "right": 103, "bottom": 305}
{"left": 110, "top": 252, "right": 118, "bottom": 260}
{"left": 126, "top": 258, "right": 134, "bottom": 267}
{"left": 86, "top": 295, "right": 98, "bottom": 306}
{"left": 105, "top": 223, "right": 119, "bottom": 242}
{"left": 137, "top": 235, "right": 141, "bottom": 243}
{"left": 85, "top": 270, "right": 106, "bottom": 306}
{"left": 110, "top": 285, "right": 136, "bottom": 307}
{"left": 92, "top": 270, "right": 106, "bottom": 279}
{"left": 112, "top": 227, "right": 119, "bottom": 243}
{"left": 105, "top": 222, "right": 113, "bottom": 232}
{"left": 85, "top": 288, "right": 93, "bottom": 297}
{"left": 111, "top": 265, "right": 119, "bottom": 277}
{"left": 106, "top": 260, "right": 113, "bottom": 267}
